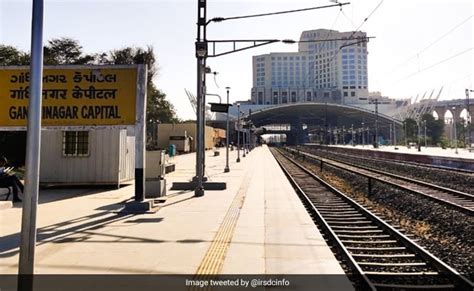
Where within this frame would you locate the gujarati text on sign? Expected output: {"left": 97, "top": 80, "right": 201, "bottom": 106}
{"left": 0, "top": 66, "right": 138, "bottom": 127}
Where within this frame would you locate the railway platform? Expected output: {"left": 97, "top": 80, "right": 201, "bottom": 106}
{"left": 305, "top": 144, "right": 474, "bottom": 171}
{"left": 325, "top": 144, "right": 474, "bottom": 159}
{"left": 0, "top": 146, "right": 353, "bottom": 290}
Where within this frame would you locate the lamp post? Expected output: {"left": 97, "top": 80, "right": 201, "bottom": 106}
{"left": 224, "top": 87, "right": 230, "bottom": 172}
{"left": 453, "top": 107, "right": 458, "bottom": 154}
{"left": 194, "top": 0, "right": 208, "bottom": 197}
{"left": 328, "top": 126, "right": 332, "bottom": 145}
{"left": 423, "top": 120, "right": 427, "bottom": 148}
{"left": 351, "top": 124, "right": 355, "bottom": 146}
{"left": 389, "top": 123, "right": 392, "bottom": 146}
{"left": 466, "top": 89, "right": 472, "bottom": 147}
{"left": 362, "top": 122, "right": 365, "bottom": 147}
{"left": 417, "top": 118, "right": 421, "bottom": 152}
{"left": 236, "top": 104, "right": 241, "bottom": 162}
{"left": 404, "top": 120, "right": 408, "bottom": 147}
{"left": 374, "top": 99, "right": 379, "bottom": 148}
{"left": 192, "top": 0, "right": 352, "bottom": 197}
{"left": 246, "top": 128, "right": 250, "bottom": 153}
{"left": 367, "top": 126, "right": 370, "bottom": 147}
{"left": 342, "top": 126, "right": 345, "bottom": 145}
{"left": 247, "top": 122, "right": 252, "bottom": 152}
{"left": 393, "top": 120, "right": 398, "bottom": 149}
{"left": 242, "top": 121, "right": 247, "bottom": 157}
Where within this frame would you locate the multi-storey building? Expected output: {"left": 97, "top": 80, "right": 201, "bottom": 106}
{"left": 251, "top": 29, "right": 369, "bottom": 105}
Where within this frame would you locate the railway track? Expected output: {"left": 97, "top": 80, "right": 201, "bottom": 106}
{"left": 271, "top": 148, "right": 473, "bottom": 290}
{"left": 286, "top": 147, "right": 474, "bottom": 215}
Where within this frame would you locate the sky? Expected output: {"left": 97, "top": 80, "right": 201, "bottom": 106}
{"left": 1, "top": 0, "right": 473, "bottom": 120}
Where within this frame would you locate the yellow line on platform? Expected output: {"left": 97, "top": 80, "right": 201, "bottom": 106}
{"left": 194, "top": 162, "right": 254, "bottom": 278}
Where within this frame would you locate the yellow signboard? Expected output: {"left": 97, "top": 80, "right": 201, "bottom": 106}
{"left": 0, "top": 65, "right": 138, "bottom": 127}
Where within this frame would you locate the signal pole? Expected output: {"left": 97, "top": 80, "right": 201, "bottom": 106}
{"left": 466, "top": 89, "right": 472, "bottom": 147}
{"left": 374, "top": 99, "right": 379, "bottom": 148}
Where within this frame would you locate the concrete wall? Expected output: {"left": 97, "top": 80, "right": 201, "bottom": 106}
{"left": 157, "top": 123, "right": 220, "bottom": 151}
{"left": 40, "top": 129, "right": 134, "bottom": 185}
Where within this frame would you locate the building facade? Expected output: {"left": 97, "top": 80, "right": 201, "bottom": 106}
{"left": 251, "top": 29, "right": 369, "bottom": 105}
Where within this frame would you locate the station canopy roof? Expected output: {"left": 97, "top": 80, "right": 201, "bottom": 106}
{"left": 247, "top": 103, "right": 401, "bottom": 129}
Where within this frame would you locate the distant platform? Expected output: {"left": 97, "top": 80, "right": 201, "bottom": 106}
{"left": 304, "top": 144, "right": 474, "bottom": 170}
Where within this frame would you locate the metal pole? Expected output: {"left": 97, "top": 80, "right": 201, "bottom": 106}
{"left": 134, "top": 65, "right": 147, "bottom": 201}
{"left": 453, "top": 109, "right": 458, "bottom": 154}
{"left": 224, "top": 87, "right": 230, "bottom": 172}
{"left": 466, "top": 89, "right": 471, "bottom": 147}
{"left": 248, "top": 128, "right": 251, "bottom": 151}
{"left": 389, "top": 123, "right": 392, "bottom": 146}
{"left": 351, "top": 124, "right": 354, "bottom": 146}
{"left": 194, "top": 0, "right": 207, "bottom": 197}
{"left": 243, "top": 125, "right": 246, "bottom": 157}
{"left": 424, "top": 120, "right": 427, "bottom": 148}
{"left": 328, "top": 126, "right": 332, "bottom": 145}
{"left": 404, "top": 120, "right": 408, "bottom": 147}
{"left": 324, "top": 102, "right": 328, "bottom": 145}
{"left": 374, "top": 99, "right": 379, "bottom": 148}
{"left": 236, "top": 105, "right": 241, "bottom": 162}
{"left": 450, "top": 118, "right": 454, "bottom": 147}
{"left": 18, "top": 1, "right": 44, "bottom": 289}
{"left": 393, "top": 120, "right": 397, "bottom": 148}
{"left": 417, "top": 119, "right": 421, "bottom": 152}
{"left": 362, "top": 122, "right": 365, "bottom": 147}
{"left": 342, "top": 126, "right": 345, "bottom": 145}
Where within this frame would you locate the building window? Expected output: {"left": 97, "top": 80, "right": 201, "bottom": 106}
{"left": 343, "top": 91, "right": 348, "bottom": 97}
{"left": 63, "top": 131, "right": 89, "bottom": 157}
{"left": 258, "top": 92, "right": 264, "bottom": 105}
{"left": 291, "top": 92, "right": 297, "bottom": 103}
{"left": 281, "top": 92, "right": 288, "bottom": 103}
{"left": 351, "top": 91, "right": 356, "bottom": 97}
{"left": 306, "top": 92, "right": 312, "bottom": 102}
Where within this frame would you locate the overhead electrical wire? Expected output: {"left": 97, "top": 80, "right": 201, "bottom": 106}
{"left": 388, "top": 15, "right": 473, "bottom": 75}
{"left": 394, "top": 47, "right": 473, "bottom": 84}
{"left": 307, "top": 0, "right": 384, "bottom": 88}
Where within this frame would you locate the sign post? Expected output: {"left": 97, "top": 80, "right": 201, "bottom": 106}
{"left": 18, "top": 1, "right": 44, "bottom": 290}
{"left": 134, "top": 65, "right": 147, "bottom": 201}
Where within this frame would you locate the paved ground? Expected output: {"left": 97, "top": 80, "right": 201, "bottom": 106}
{"left": 0, "top": 146, "right": 352, "bottom": 290}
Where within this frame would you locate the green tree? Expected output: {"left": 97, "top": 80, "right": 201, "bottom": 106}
{"left": 403, "top": 118, "right": 418, "bottom": 142}
{"left": 0, "top": 38, "right": 179, "bottom": 161}
{"left": 421, "top": 113, "right": 445, "bottom": 145}
{"left": 0, "top": 45, "right": 30, "bottom": 65}
{"left": 455, "top": 119, "right": 466, "bottom": 147}
{"left": 44, "top": 37, "right": 95, "bottom": 65}
{"left": 106, "top": 46, "right": 180, "bottom": 147}
{"left": 107, "top": 46, "right": 179, "bottom": 123}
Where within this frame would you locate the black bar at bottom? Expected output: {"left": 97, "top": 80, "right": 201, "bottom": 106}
{"left": 17, "top": 275, "right": 33, "bottom": 291}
